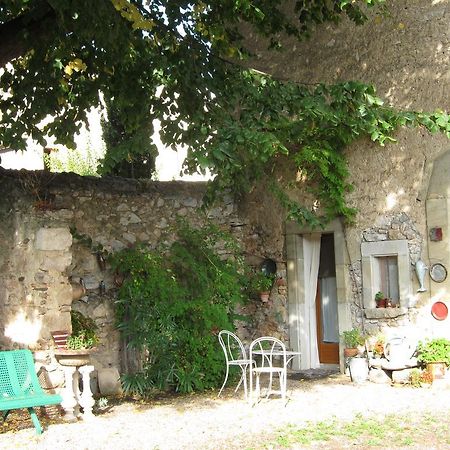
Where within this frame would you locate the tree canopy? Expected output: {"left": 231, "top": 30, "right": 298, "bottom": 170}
{"left": 1, "top": 1, "right": 449, "bottom": 226}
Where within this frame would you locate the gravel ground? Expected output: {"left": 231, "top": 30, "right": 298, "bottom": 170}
{"left": 1, "top": 372, "right": 449, "bottom": 450}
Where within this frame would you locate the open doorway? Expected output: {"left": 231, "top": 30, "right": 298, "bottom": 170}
{"left": 316, "top": 234, "right": 339, "bottom": 364}
{"left": 286, "top": 218, "right": 350, "bottom": 371}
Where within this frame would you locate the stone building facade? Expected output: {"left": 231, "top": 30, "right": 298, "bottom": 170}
{"left": 239, "top": 0, "right": 450, "bottom": 370}
{"left": 0, "top": 1, "right": 449, "bottom": 389}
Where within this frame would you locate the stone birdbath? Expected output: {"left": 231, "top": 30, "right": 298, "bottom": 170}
{"left": 54, "top": 348, "right": 96, "bottom": 421}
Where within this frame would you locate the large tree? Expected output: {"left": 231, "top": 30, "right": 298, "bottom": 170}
{"left": 1, "top": 1, "right": 448, "bottom": 225}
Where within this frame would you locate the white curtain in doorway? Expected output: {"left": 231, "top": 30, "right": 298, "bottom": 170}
{"left": 320, "top": 277, "right": 339, "bottom": 343}
{"left": 303, "top": 234, "right": 321, "bottom": 369}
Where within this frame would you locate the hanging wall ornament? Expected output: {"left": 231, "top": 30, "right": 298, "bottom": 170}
{"left": 415, "top": 259, "right": 428, "bottom": 292}
{"left": 429, "top": 263, "right": 447, "bottom": 283}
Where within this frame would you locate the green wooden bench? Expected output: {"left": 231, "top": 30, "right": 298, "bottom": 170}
{"left": 0, "top": 349, "right": 62, "bottom": 434}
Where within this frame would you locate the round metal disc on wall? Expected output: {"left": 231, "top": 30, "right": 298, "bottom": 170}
{"left": 431, "top": 301, "right": 448, "bottom": 321}
{"left": 429, "top": 263, "right": 447, "bottom": 283}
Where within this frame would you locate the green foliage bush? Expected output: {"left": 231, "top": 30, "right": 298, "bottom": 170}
{"left": 110, "top": 220, "right": 249, "bottom": 395}
{"left": 43, "top": 145, "right": 103, "bottom": 177}
{"left": 251, "top": 271, "right": 275, "bottom": 292}
{"left": 417, "top": 338, "right": 450, "bottom": 366}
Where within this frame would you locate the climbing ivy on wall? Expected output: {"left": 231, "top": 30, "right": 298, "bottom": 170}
{"left": 194, "top": 74, "right": 450, "bottom": 227}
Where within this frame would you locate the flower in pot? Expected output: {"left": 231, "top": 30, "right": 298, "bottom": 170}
{"left": 373, "top": 340, "right": 385, "bottom": 358}
{"left": 417, "top": 338, "right": 450, "bottom": 380}
{"left": 66, "top": 310, "right": 99, "bottom": 350}
{"left": 341, "top": 328, "right": 365, "bottom": 357}
{"left": 375, "top": 291, "right": 387, "bottom": 308}
{"left": 54, "top": 311, "right": 99, "bottom": 366}
{"left": 252, "top": 271, "right": 275, "bottom": 302}
{"left": 368, "top": 333, "right": 385, "bottom": 358}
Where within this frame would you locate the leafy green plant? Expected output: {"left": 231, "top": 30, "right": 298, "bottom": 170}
{"left": 417, "top": 338, "right": 450, "bottom": 366}
{"left": 341, "top": 328, "right": 365, "bottom": 348}
{"left": 43, "top": 144, "right": 104, "bottom": 177}
{"left": 252, "top": 271, "right": 275, "bottom": 293}
{"left": 409, "top": 368, "right": 422, "bottom": 388}
{"left": 66, "top": 310, "right": 99, "bottom": 350}
{"left": 110, "top": 219, "right": 249, "bottom": 395}
{"left": 409, "top": 368, "right": 433, "bottom": 387}
{"left": 2, "top": 3, "right": 450, "bottom": 229}
{"left": 375, "top": 291, "right": 385, "bottom": 301}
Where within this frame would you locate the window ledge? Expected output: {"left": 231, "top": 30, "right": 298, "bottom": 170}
{"left": 364, "top": 307, "right": 408, "bottom": 319}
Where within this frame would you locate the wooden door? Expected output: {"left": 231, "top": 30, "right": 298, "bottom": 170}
{"left": 316, "top": 234, "right": 339, "bottom": 364}
{"left": 316, "top": 284, "right": 339, "bottom": 363}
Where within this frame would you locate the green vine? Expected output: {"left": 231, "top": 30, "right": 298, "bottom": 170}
{"left": 196, "top": 77, "right": 450, "bottom": 227}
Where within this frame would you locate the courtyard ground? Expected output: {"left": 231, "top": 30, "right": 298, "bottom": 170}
{"left": 1, "top": 371, "right": 449, "bottom": 449}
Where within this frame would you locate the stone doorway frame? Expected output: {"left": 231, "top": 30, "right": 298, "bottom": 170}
{"left": 285, "top": 219, "right": 352, "bottom": 372}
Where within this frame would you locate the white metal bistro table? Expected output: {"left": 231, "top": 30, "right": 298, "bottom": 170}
{"left": 249, "top": 337, "right": 301, "bottom": 404}
{"left": 251, "top": 349, "right": 301, "bottom": 367}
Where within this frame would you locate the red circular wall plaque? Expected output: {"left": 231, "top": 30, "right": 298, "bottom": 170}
{"left": 431, "top": 301, "right": 448, "bottom": 321}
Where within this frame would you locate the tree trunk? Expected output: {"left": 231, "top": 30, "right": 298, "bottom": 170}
{"left": 0, "top": 1, "right": 55, "bottom": 68}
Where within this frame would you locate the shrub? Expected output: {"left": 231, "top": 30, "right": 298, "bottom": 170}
{"left": 251, "top": 271, "right": 275, "bottom": 292}
{"left": 417, "top": 338, "right": 450, "bottom": 366}
{"left": 110, "top": 219, "right": 249, "bottom": 395}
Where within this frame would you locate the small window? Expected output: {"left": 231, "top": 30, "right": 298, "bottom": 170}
{"left": 374, "top": 256, "right": 399, "bottom": 304}
{"left": 361, "top": 240, "right": 411, "bottom": 309}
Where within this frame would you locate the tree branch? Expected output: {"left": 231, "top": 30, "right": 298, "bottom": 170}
{"left": 0, "top": 1, "right": 55, "bottom": 68}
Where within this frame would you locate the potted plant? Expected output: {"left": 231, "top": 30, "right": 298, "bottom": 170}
{"left": 409, "top": 368, "right": 433, "bottom": 387}
{"left": 417, "top": 338, "right": 450, "bottom": 380}
{"left": 368, "top": 333, "right": 385, "bottom": 358}
{"left": 375, "top": 291, "right": 387, "bottom": 308}
{"left": 66, "top": 310, "right": 99, "bottom": 350}
{"left": 341, "top": 328, "right": 365, "bottom": 358}
{"left": 54, "top": 310, "right": 99, "bottom": 366}
{"left": 252, "top": 271, "right": 275, "bottom": 302}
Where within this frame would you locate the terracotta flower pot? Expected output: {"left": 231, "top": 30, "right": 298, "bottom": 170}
{"left": 344, "top": 348, "right": 359, "bottom": 358}
{"left": 376, "top": 298, "right": 387, "bottom": 308}
{"left": 426, "top": 362, "right": 447, "bottom": 380}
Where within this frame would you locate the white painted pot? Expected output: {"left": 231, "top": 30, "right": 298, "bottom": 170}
{"left": 349, "top": 357, "right": 369, "bottom": 384}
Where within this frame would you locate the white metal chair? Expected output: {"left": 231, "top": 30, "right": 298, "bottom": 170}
{"left": 249, "top": 336, "right": 287, "bottom": 404}
{"left": 218, "top": 330, "right": 254, "bottom": 399}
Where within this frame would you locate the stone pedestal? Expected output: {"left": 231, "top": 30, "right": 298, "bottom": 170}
{"left": 60, "top": 366, "right": 78, "bottom": 421}
{"left": 79, "top": 365, "right": 95, "bottom": 419}
{"left": 55, "top": 350, "right": 95, "bottom": 421}
{"left": 73, "top": 369, "right": 81, "bottom": 418}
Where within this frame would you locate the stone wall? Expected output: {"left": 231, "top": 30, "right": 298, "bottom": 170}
{"left": 0, "top": 175, "right": 73, "bottom": 351}
{"left": 0, "top": 168, "right": 289, "bottom": 392}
